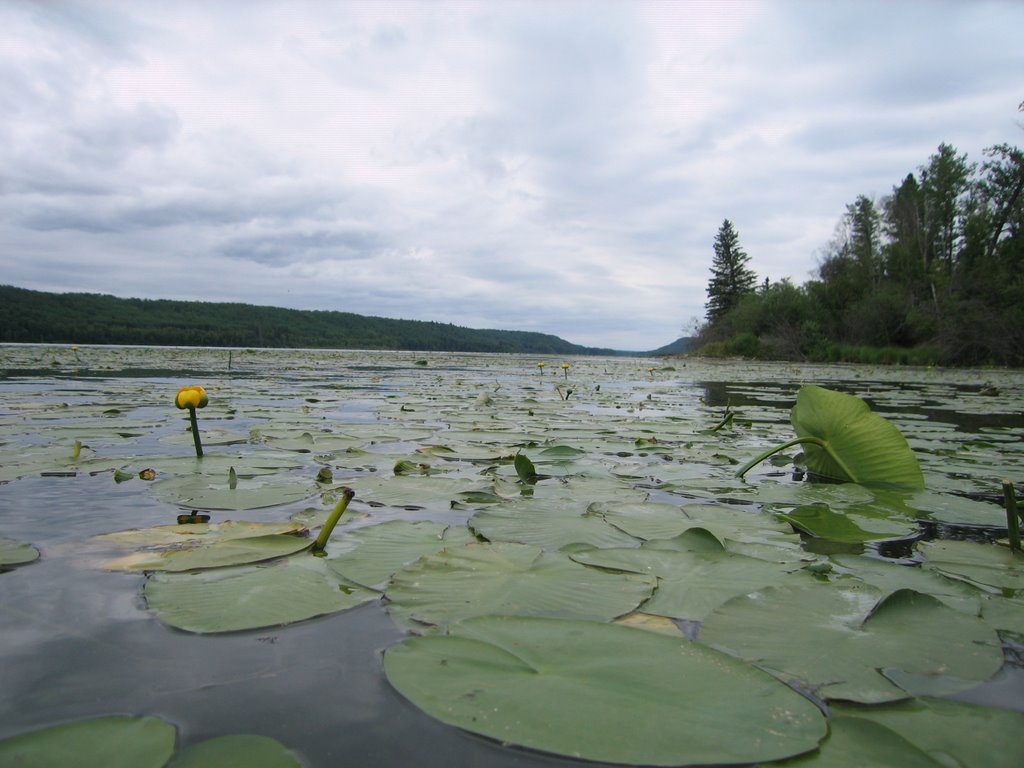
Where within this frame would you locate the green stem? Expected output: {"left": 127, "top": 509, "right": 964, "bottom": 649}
{"left": 312, "top": 487, "right": 355, "bottom": 553}
{"left": 1003, "top": 480, "right": 1020, "bottom": 552}
{"left": 188, "top": 406, "right": 204, "bottom": 458}
{"left": 737, "top": 436, "right": 856, "bottom": 483}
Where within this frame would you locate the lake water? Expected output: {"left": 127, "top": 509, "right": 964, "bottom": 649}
{"left": 1, "top": 345, "right": 1022, "bottom": 766}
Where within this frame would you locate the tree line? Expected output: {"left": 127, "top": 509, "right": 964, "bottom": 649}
{"left": 698, "top": 139, "right": 1024, "bottom": 367}
{"left": 0, "top": 286, "right": 618, "bottom": 356}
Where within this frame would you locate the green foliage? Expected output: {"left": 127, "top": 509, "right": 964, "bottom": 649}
{"left": 705, "top": 219, "right": 757, "bottom": 322}
{"left": 698, "top": 139, "right": 1024, "bottom": 366}
{"left": 0, "top": 285, "right": 617, "bottom": 355}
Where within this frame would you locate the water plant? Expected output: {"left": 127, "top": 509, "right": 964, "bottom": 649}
{"left": 736, "top": 384, "right": 924, "bottom": 489}
{"left": 561, "top": 362, "right": 569, "bottom": 378}
{"left": 174, "top": 385, "right": 209, "bottom": 458}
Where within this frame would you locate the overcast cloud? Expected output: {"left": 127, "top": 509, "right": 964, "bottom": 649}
{"left": 1, "top": 0, "right": 1021, "bottom": 350}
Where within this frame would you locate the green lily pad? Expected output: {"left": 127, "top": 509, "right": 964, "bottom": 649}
{"left": 383, "top": 615, "right": 827, "bottom": 765}
{"left": 106, "top": 533, "right": 313, "bottom": 572}
{"left": 144, "top": 556, "right": 377, "bottom": 633}
{"left": 571, "top": 543, "right": 807, "bottom": 621}
{"left": 169, "top": 734, "right": 302, "bottom": 768}
{"left": 919, "top": 539, "right": 1024, "bottom": 592}
{"left": 778, "top": 503, "right": 920, "bottom": 543}
{"left": 384, "top": 541, "right": 655, "bottom": 632}
{"left": 699, "top": 583, "right": 1003, "bottom": 703}
{"left": 770, "top": 715, "right": 946, "bottom": 767}
{"left": 0, "top": 536, "right": 40, "bottom": 568}
{"left": 325, "top": 520, "right": 476, "bottom": 590}
{"left": 831, "top": 697, "right": 1024, "bottom": 768}
{"left": 468, "top": 500, "right": 641, "bottom": 550}
{"left": 150, "top": 473, "right": 319, "bottom": 510}
{"left": 0, "top": 715, "right": 176, "bottom": 768}
{"left": 739, "top": 385, "right": 925, "bottom": 489}
{"left": 829, "top": 554, "right": 981, "bottom": 614}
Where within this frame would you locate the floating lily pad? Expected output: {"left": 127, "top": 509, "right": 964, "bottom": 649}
{"left": 325, "top": 520, "right": 476, "bottom": 590}
{"left": 0, "top": 715, "right": 175, "bottom": 768}
{"left": 0, "top": 536, "right": 40, "bottom": 568}
{"left": 572, "top": 543, "right": 807, "bottom": 621}
{"left": 144, "top": 556, "right": 377, "bottom": 633}
{"left": 169, "top": 734, "right": 302, "bottom": 768}
{"left": 778, "top": 503, "right": 920, "bottom": 543}
{"left": 918, "top": 539, "right": 1024, "bottom": 592}
{"left": 831, "top": 697, "right": 1024, "bottom": 768}
{"left": 384, "top": 541, "right": 655, "bottom": 632}
{"left": 770, "top": 715, "right": 946, "bottom": 767}
{"left": 149, "top": 473, "right": 319, "bottom": 510}
{"left": 106, "top": 533, "right": 312, "bottom": 572}
{"left": 383, "top": 615, "right": 827, "bottom": 765}
{"left": 699, "top": 583, "right": 1003, "bottom": 703}
{"left": 468, "top": 500, "right": 640, "bottom": 550}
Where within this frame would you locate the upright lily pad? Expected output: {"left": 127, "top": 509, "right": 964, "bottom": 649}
{"left": 0, "top": 715, "right": 175, "bottom": 768}
{"left": 738, "top": 385, "right": 924, "bottom": 489}
{"left": 0, "top": 536, "right": 40, "bottom": 568}
{"left": 384, "top": 541, "right": 655, "bottom": 632}
{"left": 699, "top": 583, "right": 1003, "bottom": 703}
{"left": 384, "top": 615, "right": 827, "bottom": 766}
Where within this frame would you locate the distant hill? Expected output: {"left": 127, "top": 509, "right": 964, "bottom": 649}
{"left": 0, "top": 285, "right": 624, "bottom": 355}
{"left": 646, "top": 337, "right": 695, "bottom": 356}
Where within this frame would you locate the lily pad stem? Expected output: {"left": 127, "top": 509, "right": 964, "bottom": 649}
{"left": 735, "top": 436, "right": 857, "bottom": 482}
{"left": 1003, "top": 480, "right": 1020, "bottom": 552}
{"left": 187, "top": 406, "right": 204, "bottom": 458}
{"left": 312, "top": 487, "right": 355, "bottom": 553}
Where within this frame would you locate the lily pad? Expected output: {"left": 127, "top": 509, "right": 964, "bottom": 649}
{"left": 106, "top": 533, "right": 313, "bottom": 572}
{"left": 699, "top": 583, "right": 1003, "bottom": 703}
{"left": 770, "top": 715, "right": 947, "bottom": 767}
{"left": 738, "top": 385, "right": 924, "bottom": 489}
{"left": 778, "top": 503, "right": 920, "bottom": 543}
{"left": 144, "top": 556, "right": 377, "bottom": 633}
{"left": 919, "top": 539, "right": 1024, "bottom": 592}
{"left": 384, "top": 541, "right": 655, "bottom": 632}
{"left": 149, "top": 472, "right": 319, "bottom": 511}
{"left": 468, "top": 500, "right": 641, "bottom": 550}
{"left": 169, "top": 734, "right": 302, "bottom": 768}
{"left": 0, "top": 536, "right": 40, "bottom": 568}
{"left": 325, "top": 520, "right": 476, "bottom": 590}
{"left": 571, "top": 543, "right": 807, "bottom": 621}
{"left": 383, "top": 615, "right": 827, "bottom": 766}
{"left": 0, "top": 715, "right": 175, "bottom": 768}
{"left": 831, "top": 697, "right": 1024, "bottom": 768}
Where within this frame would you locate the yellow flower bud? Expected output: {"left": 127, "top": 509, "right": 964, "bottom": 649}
{"left": 175, "top": 385, "right": 209, "bottom": 410}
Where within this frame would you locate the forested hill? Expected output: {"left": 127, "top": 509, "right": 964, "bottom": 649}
{"left": 0, "top": 285, "right": 621, "bottom": 355}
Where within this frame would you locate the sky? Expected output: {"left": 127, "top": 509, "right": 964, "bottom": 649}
{"left": 1, "top": 1, "right": 1021, "bottom": 351}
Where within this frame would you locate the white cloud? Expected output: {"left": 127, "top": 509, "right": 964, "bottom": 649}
{"left": 1, "top": 0, "right": 1021, "bottom": 350}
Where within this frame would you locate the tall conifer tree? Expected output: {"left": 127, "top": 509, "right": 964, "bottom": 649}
{"left": 705, "top": 219, "right": 757, "bottom": 322}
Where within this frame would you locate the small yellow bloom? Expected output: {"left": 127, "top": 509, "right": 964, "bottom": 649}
{"left": 175, "top": 385, "right": 209, "bottom": 410}
{"left": 561, "top": 363, "right": 569, "bottom": 370}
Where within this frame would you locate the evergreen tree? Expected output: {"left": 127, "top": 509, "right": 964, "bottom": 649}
{"left": 705, "top": 219, "right": 757, "bottom": 322}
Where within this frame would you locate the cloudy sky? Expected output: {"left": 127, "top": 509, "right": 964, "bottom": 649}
{"left": 2, "top": 1, "right": 1021, "bottom": 350}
